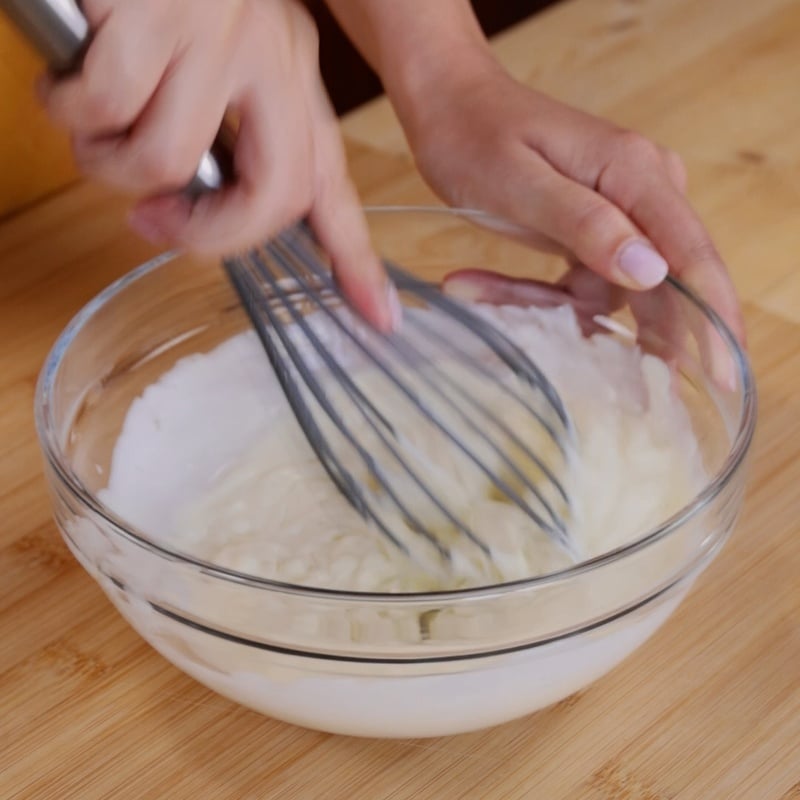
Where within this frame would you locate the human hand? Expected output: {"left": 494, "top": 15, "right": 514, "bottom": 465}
{"left": 37, "top": 0, "right": 397, "bottom": 330}
{"left": 441, "top": 263, "right": 740, "bottom": 392}
{"left": 398, "top": 52, "right": 744, "bottom": 346}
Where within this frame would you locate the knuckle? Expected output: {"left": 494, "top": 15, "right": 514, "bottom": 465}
{"left": 683, "top": 237, "right": 721, "bottom": 266}
{"left": 135, "top": 144, "right": 196, "bottom": 188}
{"left": 615, "top": 130, "right": 663, "bottom": 167}
{"left": 664, "top": 149, "right": 688, "bottom": 190}
{"left": 572, "top": 199, "right": 621, "bottom": 243}
{"left": 78, "top": 77, "right": 129, "bottom": 130}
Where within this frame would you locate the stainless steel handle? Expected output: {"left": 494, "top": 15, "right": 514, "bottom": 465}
{"left": 0, "top": 0, "right": 234, "bottom": 195}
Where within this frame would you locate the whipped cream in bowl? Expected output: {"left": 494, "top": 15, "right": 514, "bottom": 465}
{"left": 35, "top": 207, "right": 755, "bottom": 737}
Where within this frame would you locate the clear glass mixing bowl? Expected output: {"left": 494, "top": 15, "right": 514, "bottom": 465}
{"left": 35, "top": 207, "right": 755, "bottom": 738}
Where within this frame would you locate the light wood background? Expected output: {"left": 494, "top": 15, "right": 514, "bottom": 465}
{"left": 1, "top": 0, "right": 799, "bottom": 798}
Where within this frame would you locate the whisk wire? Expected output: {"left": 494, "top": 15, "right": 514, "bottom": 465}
{"left": 225, "top": 260, "right": 427, "bottom": 559}
{"left": 225, "top": 221, "right": 578, "bottom": 566}
{"left": 283, "top": 224, "right": 570, "bottom": 450}
{"left": 276, "top": 229, "right": 572, "bottom": 534}
{"left": 392, "top": 273, "right": 572, "bottom": 437}
{"left": 270, "top": 235, "right": 569, "bottom": 543}
{"left": 247, "top": 248, "right": 494, "bottom": 559}
{"left": 400, "top": 310, "right": 570, "bottom": 458}
{"left": 368, "top": 329, "right": 569, "bottom": 529}
{"left": 392, "top": 325, "right": 571, "bottom": 508}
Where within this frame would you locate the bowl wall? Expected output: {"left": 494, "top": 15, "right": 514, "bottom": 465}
{"left": 36, "top": 208, "right": 755, "bottom": 736}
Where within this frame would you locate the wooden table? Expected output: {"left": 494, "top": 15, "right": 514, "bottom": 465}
{"left": 2, "top": 0, "right": 799, "bottom": 797}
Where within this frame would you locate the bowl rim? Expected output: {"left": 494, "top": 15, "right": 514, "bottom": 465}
{"left": 34, "top": 205, "right": 757, "bottom": 603}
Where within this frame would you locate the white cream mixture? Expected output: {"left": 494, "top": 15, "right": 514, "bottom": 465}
{"left": 101, "top": 303, "right": 705, "bottom": 593}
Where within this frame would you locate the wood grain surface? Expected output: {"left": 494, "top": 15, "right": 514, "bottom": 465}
{"left": 1, "top": 0, "right": 799, "bottom": 798}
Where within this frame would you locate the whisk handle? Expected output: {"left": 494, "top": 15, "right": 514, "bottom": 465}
{"left": 0, "top": 0, "right": 234, "bottom": 196}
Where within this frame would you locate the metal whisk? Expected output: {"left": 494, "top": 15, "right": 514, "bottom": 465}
{"left": 5, "top": 0, "right": 577, "bottom": 567}
{"left": 225, "top": 222, "right": 577, "bottom": 565}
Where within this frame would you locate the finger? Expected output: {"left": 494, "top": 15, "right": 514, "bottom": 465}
{"left": 644, "top": 192, "right": 744, "bottom": 339}
{"left": 601, "top": 171, "right": 687, "bottom": 378}
{"left": 599, "top": 146, "right": 734, "bottom": 389}
{"left": 556, "top": 262, "right": 627, "bottom": 313}
{"left": 623, "top": 182, "right": 745, "bottom": 389}
{"left": 129, "top": 69, "right": 310, "bottom": 251}
{"left": 41, "top": 9, "right": 174, "bottom": 137}
{"left": 487, "top": 146, "right": 669, "bottom": 292}
{"left": 307, "top": 101, "right": 395, "bottom": 333}
{"left": 443, "top": 269, "right": 574, "bottom": 309}
{"left": 442, "top": 266, "right": 620, "bottom": 336}
{"left": 441, "top": 268, "right": 689, "bottom": 396}
{"left": 309, "top": 178, "right": 397, "bottom": 334}
{"left": 662, "top": 149, "right": 688, "bottom": 195}
{"left": 79, "top": 49, "right": 230, "bottom": 195}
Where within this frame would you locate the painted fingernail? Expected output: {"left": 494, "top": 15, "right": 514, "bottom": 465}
{"left": 441, "top": 276, "right": 483, "bottom": 303}
{"left": 617, "top": 241, "right": 669, "bottom": 289}
{"left": 707, "top": 333, "right": 738, "bottom": 393}
{"left": 385, "top": 280, "right": 404, "bottom": 332}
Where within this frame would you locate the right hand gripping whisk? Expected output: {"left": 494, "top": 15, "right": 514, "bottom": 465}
{"left": 2, "top": 0, "right": 578, "bottom": 569}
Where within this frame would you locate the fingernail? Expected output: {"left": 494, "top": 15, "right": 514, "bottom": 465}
{"left": 708, "top": 333, "right": 738, "bottom": 393}
{"left": 715, "top": 358, "right": 737, "bottom": 393}
{"left": 617, "top": 240, "right": 669, "bottom": 289}
{"left": 385, "top": 281, "right": 404, "bottom": 333}
{"left": 441, "top": 276, "right": 483, "bottom": 303}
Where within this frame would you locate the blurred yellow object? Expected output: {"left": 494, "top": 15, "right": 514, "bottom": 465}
{"left": 0, "top": 16, "right": 77, "bottom": 218}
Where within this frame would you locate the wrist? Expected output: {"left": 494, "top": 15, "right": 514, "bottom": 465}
{"left": 328, "top": 0, "right": 495, "bottom": 136}
{"left": 324, "top": 0, "right": 506, "bottom": 143}
{"left": 386, "top": 39, "right": 499, "bottom": 145}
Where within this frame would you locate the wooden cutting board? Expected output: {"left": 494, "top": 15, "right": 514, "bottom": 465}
{"left": 1, "top": 0, "right": 799, "bottom": 798}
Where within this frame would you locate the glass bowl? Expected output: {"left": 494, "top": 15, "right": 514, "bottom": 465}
{"left": 35, "top": 207, "right": 755, "bottom": 738}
